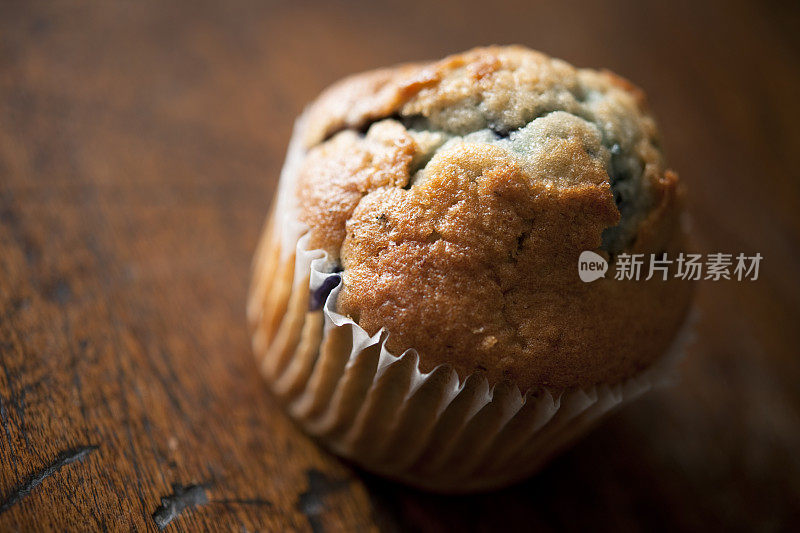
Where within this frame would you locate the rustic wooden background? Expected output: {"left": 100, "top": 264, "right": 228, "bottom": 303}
{"left": 1, "top": 0, "right": 798, "bottom": 531}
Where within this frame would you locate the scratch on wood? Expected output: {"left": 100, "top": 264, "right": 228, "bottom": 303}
{"left": 152, "top": 484, "right": 208, "bottom": 530}
{"left": 0, "top": 444, "right": 98, "bottom": 514}
{"left": 151, "top": 482, "right": 274, "bottom": 530}
{"left": 296, "top": 469, "right": 350, "bottom": 533}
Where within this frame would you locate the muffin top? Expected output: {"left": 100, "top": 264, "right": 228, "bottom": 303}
{"left": 293, "top": 46, "right": 692, "bottom": 392}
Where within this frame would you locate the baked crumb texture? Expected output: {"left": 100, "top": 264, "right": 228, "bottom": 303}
{"left": 294, "top": 46, "right": 692, "bottom": 392}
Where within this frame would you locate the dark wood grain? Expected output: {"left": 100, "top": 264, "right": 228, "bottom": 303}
{"left": 1, "top": 0, "right": 798, "bottom": 531}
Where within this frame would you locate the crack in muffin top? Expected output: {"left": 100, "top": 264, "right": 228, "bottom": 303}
{"left": 293, "top": 46, "right": 691, "bottom": 391}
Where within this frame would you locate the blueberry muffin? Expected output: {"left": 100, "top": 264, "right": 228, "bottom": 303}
{"left": 248, "top": 46, "right": 693, "bottom": 492}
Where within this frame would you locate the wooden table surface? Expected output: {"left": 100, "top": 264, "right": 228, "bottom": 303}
{"left": 1, "top": 0, "right": 799, "bottom": 531}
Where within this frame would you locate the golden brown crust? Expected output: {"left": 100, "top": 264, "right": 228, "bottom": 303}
{"left": 296, "top": 121, "right": 415, "bottom": 258}
{"left": 300, "top": 63, "right": 440, "bottom": 148}
{"left": 290, "top": 46, "right": 693, "bottom": 392}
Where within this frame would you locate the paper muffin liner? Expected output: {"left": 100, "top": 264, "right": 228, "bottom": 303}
{"left": 247, "top": 117, "right": 695, "bottom": 493}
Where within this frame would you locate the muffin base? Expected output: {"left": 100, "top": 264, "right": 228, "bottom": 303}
{"left": 247, "top": 208, "right": 693, "bottom": 493}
